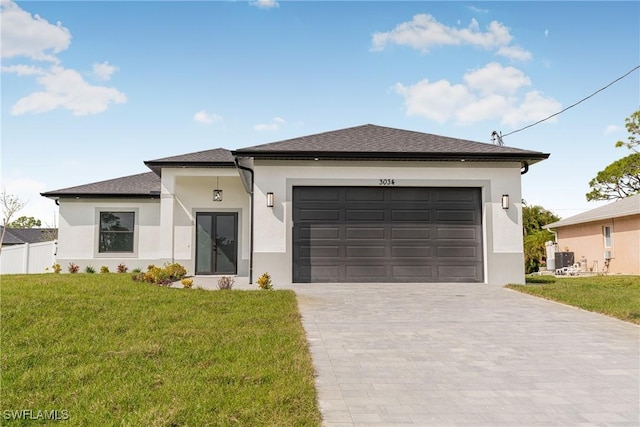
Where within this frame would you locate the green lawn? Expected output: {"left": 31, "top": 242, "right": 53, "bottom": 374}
{"left": 1, "top": 274, "right": 321, "bottom": 426}
{"left": 506, "top": 275, "right": 640, "bottom": 324}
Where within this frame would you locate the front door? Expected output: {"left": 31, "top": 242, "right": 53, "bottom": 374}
{"left": 195, "top": 212, "right": 238, "bottom": 275}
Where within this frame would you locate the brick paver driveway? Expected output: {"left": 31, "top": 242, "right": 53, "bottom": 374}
{"left": 289, "top": 283, "right": 639, "bottom": 426}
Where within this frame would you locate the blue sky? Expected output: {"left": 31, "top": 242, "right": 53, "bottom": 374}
{"left": 2, "top": 0, "right": 639, "bottom": 226}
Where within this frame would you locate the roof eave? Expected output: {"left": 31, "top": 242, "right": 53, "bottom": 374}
{"left": 232, "top": 151, "right": 549, "bottom": 163}
{"left": 41, "top": 193, "right": 160, "bottom": 199}
{"left": 144, "top": 161, "right": 236, "bottom": 175}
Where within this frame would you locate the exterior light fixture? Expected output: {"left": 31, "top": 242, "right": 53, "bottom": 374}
{"left": 501, "top": 194, "right": 509, "bottom": 210}
{"left": 213, "top": 176, "right": 223, "bottom": 202}
{"left": 266, "top": 192, "right": 274, "bottom": 208}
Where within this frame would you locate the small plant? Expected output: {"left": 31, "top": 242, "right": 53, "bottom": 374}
{"left": 100, "top": 266, "right": 110, "bottom": 274}
{"left": 68, "top": 263, "right": 79, "bottom": 274}
{"left": 117, "top": 263, "right": 128, "bottom": 273}
{"left": 51, "top": 263, "right": 62, "bottom": 274}
{"left": 85, "top": 266, "right": 96, "bottom": 274}
{"left": 132, "top": 263, "right": 188, "bottom": 286}
{"left": 218, "top": 276, "right": 234, "bottom": 290}
{"left": 257, "top": 272, "right": 273, "bottom": 290}
{"left": 131, "top": 268, "right": 142, "bottom": 274}
{"left": 164, "top": 262, "right": 187, "bottom": 281}
{"left": 181, "top": 278, "right": 194, "bottom": 289}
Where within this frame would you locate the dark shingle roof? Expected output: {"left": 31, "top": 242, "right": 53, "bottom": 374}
{"left": 1, "top": 227, "right": 58, "bottom": 245}
{"left": 545, "top": 194, "right": 640, "bottom": 229}
{"left": 144, "top": 148, "right": 235, "bottom": 174}
{"left": 41, "top": 172, "right": 160, "bottom": 198}
{"left": 234, "top": 124, "right": 549, "bottom": 162}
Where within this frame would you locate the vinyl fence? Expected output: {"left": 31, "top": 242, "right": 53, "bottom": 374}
{"left": 0, "top": 241, "right": 57, "bottom": 274}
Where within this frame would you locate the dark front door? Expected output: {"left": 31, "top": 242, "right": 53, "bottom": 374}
{"left": 196, "top": 212, "right": 238, "bottom": 275}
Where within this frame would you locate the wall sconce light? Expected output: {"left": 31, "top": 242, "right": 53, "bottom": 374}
{"left": 213, "top": 189, "right": 223, "bottom": 202}
{"left": 501, "top": 194, "right": 509, "bottom": 210}
{"left": 266, "top": 192, "right": 274, "bottom": 208}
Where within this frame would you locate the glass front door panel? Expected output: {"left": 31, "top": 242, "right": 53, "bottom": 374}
{"left": 196, "top": 213, "right": 237, "bottom": 275}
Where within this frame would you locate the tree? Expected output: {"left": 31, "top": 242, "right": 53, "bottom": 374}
{"left": 586, "top": 153, "right": 640, "bottom": 201}
{"left": 7, "top": 216, "right": 42, "bottom": 228}
{"left": 0, "top": 191, "right": 26, "bottom": 252}
{"left": 587, "top": 109, "right": 640, "bottom": 201}
{"left": 522, "top": 201, "right": 560, "bottom": 274}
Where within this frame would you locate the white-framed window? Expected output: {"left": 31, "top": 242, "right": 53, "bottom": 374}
{"left": 603, "top": 225, "right": 612, "bottom": 248}
{"left": 99, "top": 211, "right": 135, "bottom": 253}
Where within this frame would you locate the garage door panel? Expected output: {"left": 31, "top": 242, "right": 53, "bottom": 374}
{"left": 299, "top": 209, "right": 341, "bottom": 221}
{"left": 435, "top": 209, "right": 477, "bottom": 223}
{"left": 391, "top": 245, "right": 431, "bottom": 257}
{"left": 391, "top": 227, "right": 431, "bottom": 240}
{"left": 293, "top": 187, "right": 483, "bottom": 283}
{"left": 437, "top": 227, "right": 477, "bottom": 240}
{"left": 346, "top": 209, "right": 385, "bottom": 221}
{"left": 346, "top": 227, "right": 385, "bottom": 239}
{"left": 391, "top": 209, "right": 430, "bottom": 222}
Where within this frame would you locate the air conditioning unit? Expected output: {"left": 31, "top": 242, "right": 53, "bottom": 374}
{"left": 604, "top": 251, "right": 613, "bottom": 260}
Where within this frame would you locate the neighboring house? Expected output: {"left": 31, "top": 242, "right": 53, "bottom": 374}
{"left": 1, "top": 227, "right": 58, "bottom": 246}
{"left": 41, "top": 124, "right": 549, "bottom": 284}
{"left": 544, "top": 194, "right": 640, "bottom": 275}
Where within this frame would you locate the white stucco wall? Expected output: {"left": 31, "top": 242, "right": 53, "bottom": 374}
{"left": 160, "top": 168, "right": 250, "bottom": 276}
{"left": 250, "top": 159, "right": 525, "bottom": 285}
{"left": 57, "top": 198, "right": 161, "bottom": 271}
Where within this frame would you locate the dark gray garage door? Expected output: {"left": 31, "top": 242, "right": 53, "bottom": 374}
{"left": 293, "top": 187, "right": 483, "bottom": 283}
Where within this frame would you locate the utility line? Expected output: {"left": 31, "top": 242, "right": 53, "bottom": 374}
{"left": 501, "top": 64, "right": 640, "bottom": 139}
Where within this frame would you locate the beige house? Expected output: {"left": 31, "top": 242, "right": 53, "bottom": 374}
{"left": 545, "top": 194, "right": 640, "bottom": 275}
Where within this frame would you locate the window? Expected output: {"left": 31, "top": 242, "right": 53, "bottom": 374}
{"left": 603, "top": 225, "right": 612, "bottom": 248}
{"left": 99, "top": 212, "right": 135, "bottom": 253}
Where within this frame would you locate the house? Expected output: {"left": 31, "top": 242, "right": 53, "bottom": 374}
{"left": 41, "top": 124, "right": 549, "bottom": 284}
{"left": 544, "top": 194, "right": 640, "bottom": 275}
{"left": 1, "top": 227, "right": 58, "bottom": 246}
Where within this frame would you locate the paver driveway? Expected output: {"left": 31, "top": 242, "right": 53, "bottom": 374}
{"left": 289, "top": 283, "right": 639, "bottom": 426}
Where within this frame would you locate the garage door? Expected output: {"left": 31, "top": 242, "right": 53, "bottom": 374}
{"left": 293, "top": 187, "right": 483, "bottom": 283}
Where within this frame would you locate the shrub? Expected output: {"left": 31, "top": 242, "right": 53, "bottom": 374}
{"left": 257, "top": 272, "right": 273, "bottom": 290}
{"left": 100, "top": 266, "right": 110, "bottom": 274}
{"left": 51, "top": 263, "right": 62, "bottom": 274}
{"left": 525, "top": 275, "right": 557, "bottom": 284}
{"left": 181, "top": 278, "right": 194, "bottom": 289}
{"left": 85, "top": 266, "right": 96, "bottom": 274}
{"left": 131, "top": 268, "right": 142, "bottom": 274}
{"left": 132, "top": 263, "right": 188, "bottom": 286}
{"left": 68, "top": 263, "right": 79, "bottom": 274}
{"left": 218, "top": 276, "right": 234, "bottom": 290}
{"left": 117, "top": 263, "right": 128, "bottom": 274}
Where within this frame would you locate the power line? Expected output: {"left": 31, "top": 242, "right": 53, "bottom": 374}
{"left": 500, "top": 65, "right": 640, "bottom": 139}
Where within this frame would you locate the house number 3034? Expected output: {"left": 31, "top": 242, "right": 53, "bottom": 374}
{"left": 379, "top": 179, "right": 395, "bottom": 186}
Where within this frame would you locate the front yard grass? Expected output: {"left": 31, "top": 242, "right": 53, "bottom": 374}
{"left": 0, "top": 274, "right": 321, "bottom": 426}
{"left": 506, "top": 275, "right": 640, "bottom": 324}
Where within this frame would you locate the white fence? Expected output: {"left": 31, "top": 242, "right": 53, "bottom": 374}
{"left": 0, "top": 241, "right": 57, "bottom": 274}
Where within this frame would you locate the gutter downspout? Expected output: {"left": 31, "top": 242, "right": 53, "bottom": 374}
{"left": 234, "top": 158, "right": 254, "bottom": 284}
{"left": 521, "top": 162, "right": 529, "bottom": 175}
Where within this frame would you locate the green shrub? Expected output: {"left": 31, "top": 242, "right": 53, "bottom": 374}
{"left": 100, "top": 266, "right": 110, "bottom": 274}
{"left": 525, "top": 275, "right": 557, "bottom": 284}
{"left": 257, "top": 272, "right": 273, "bottom": 290}
{"left": 132, "top": 263, "right": 188, "bottom": 286}
{"left": 85, "top": 266, "right": 96, "bottom": 274}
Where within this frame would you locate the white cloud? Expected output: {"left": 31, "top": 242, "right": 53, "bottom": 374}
{"left": 501, "top": 91, "right": 561, "bottom": 128}
{"left": 8, "top": 65, "right": 127, "bottom": 116}
{"left": 394, "top": 63, "right": 561, "bottom": 128}
{"left": 463, "top": 62, "right": 531, "bottom": 95}
{"left": 92, "top": 61, "right": 118, "bottom": 81}
{"left": 255, "top": 117, "right": 286, "bottom": 131}
{"left": 468, "top": 6, "right": 489, "bottom": 14}
{"left": 250, "top": 0, "right": 279, "bottom": 9}
{"left": 194, "top": 110, "right": 223, "bottom": 124}
{"left": 1, "top": 1, "right": 126, "bottom": 116}
{"left": 604, "top": 124, "right": 622, "bottom": 135}
{"left": 0, "top": 0, "right": 71, "bottom": 62}
{"left": 371, "top": 13, "right": 532, "bottom": 61}
{"left": 544, "top": 29, "right": 549, "bottom": 38}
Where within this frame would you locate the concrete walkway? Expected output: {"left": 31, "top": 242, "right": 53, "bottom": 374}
{"left": 287, "top": 283, "right": 639, "bottom": 426}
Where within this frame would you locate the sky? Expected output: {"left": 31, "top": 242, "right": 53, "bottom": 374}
{"left": 1, "top": 0, "right": 639, "bottom": 227}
